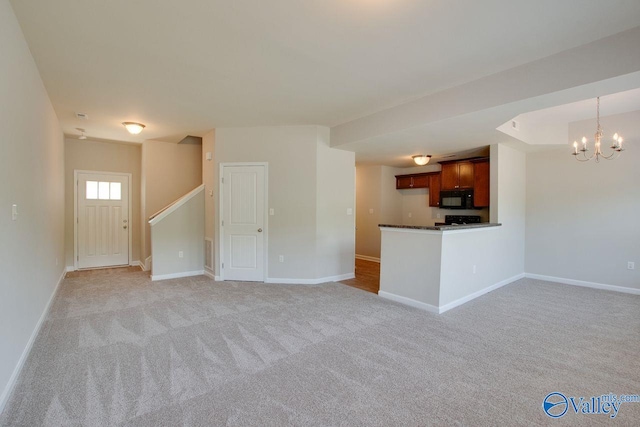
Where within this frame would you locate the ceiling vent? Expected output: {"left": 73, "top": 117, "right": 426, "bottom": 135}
{"left": 75, "top": 112, "right": 89, "bottom": 120}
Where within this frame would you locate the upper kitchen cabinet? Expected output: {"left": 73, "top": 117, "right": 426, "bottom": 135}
{"left": 440, "top": 161, "right": 474, "bottom": 190}
{"left": 395, "top": 172, "right": 432, "bottom": 189}
{"left": 472, "top": 159, "right": 490, "bottom": 207}
{"left": 428, "top": 173, "right": 441, "bottom": 207}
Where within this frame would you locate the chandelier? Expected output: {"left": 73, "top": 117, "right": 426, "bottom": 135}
{"left": 571, "top": 97, "right": 623, "bottom": 162}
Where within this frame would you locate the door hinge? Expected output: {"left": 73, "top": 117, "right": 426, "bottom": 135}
{"left": 222, "top": 262, "right": 224, "bottom": 269}
{"left": 77, "top": 255, "right": 79, "bottom": 261}
{"left": 221, "top": 177, "right": 224, "bottom": 184}
{"left": 221, "top": 220, "right": 224, "bottom": 226}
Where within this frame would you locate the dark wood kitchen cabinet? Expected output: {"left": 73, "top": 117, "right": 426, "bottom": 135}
{"left": 472, "top": 159, "right": 490, "bottom": 207}
{"left": 395, "top": 172, "right": 431, "bottom": 189}
{"left": 429, "top": 173, "right": 441, "bottom": 207}
{"left": 440, "top": 161, "right": 474, "bottom": 190}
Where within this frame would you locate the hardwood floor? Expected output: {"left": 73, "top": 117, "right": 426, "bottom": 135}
{"left": 340, "top": 258, "right": 380, "bottom": 294}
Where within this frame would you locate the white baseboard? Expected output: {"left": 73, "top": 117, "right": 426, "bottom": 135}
{"left": 65, "top": 265, "right": 75, "bottom": 272}
{"left": 203, "top": 270, "right": 217, "bottom": 280}
{"left": 151, "top": 270, "right": 204, "bottom": 281}
{"left": 378, "top": 291, "right": 440, "bottom": 314}
{"left": 130, "top": 260, "right": 142, "bottom": 269}
{"left": 525, "top": 273, "right": 640, "bottom": 295}
{"left": 379, "top": 273, "right": 525, "bottom": 315}
{"left": 438, "top": 273, "right": 526, "bottom": 313}
{"left": 0, "top": 267, "right": 65, "bottom": 415}
{"left": 265, "top": 272, "right": 355, "bottom": 285}
{"left": 355, "top": 254, "right": 380, "bottom": 263}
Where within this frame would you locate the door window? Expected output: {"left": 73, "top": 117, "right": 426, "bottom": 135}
{"left": 86, "top": 181, "right": 122, "bottom": 200}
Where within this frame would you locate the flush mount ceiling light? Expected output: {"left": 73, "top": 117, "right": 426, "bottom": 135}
{"left": 76, "top": 128, "right": 87, "bottom": 140}
{"left": 122, "top": 122, "right": 146, "bottom": 135}
{"left": 571, "top": 97, "right": 624, "bottom": 162}
{"left": 412, "top": 155, "right": 431, "bottom": 166}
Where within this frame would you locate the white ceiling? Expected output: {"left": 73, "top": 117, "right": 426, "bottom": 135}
{"left": 10, "top": 0, "right": 640, "bottom": 158}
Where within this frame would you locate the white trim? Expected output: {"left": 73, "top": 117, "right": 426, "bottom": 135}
{"left": 151, "top": 270, "right": 205, "bottom": 281}
{"left": 355, "top": 254, "right": 380, "bottom": 263}
{"left": 219, "top": 163, "right": 269, "bottom": 282}
{"left": 148, "top": 184, "right": 205, "bottom": 225}
{"left": 74, "top": 170, "right": 133, "bottom": 269}
{"left": 525, "top": 273, "right": 640, "bottom": 295}
{"left": 438, "top": 273, "right": 526, "bottom": 313}
{"left": 66, "top": 265, "right": 75, "bottom": 272}
{"left": 265, "top": 273, "right": 355, "bottom": 285}
{"left": 144, "top": 256, "right": 152, "bottom": 272}
{"left": 0, "top": 268, "right": 65, "bottom": 414}
{"left": 378, "top": 273, "right": 525, "bottom": 315}
{"left": 203, "top": 270, "right": 216, "bottom": 280}
{"left": 378, "top": 291, "right": 440, "bottom": 314}
{"left": 130, "top": 260, "right": 142, "bottom": 269}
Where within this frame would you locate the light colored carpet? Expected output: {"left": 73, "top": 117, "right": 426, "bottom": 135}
{"left": 1, "top": 271, "right": 639, "bottom": 426}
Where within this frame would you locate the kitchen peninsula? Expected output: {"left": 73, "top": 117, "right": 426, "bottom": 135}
{"left": 378, "top": 222, "right": 511, "bottom": 314}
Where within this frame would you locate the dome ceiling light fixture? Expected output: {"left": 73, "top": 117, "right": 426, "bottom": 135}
{"left": 412, "top": 155, "right": 431, "bottom": 166}
{"left": 122, "top": 122, "right": 146, "bottom": 135}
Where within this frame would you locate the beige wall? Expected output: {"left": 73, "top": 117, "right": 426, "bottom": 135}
{"left": 355, "top": 165, "right": 382, "bottom": 258}
{"left": 525, "top": 111, "right": 640, "bottom": 288}
{"left": 142, "top": 140, "right": 202, "bottom": 262}
{"left": 214, "top": 125, "right": 355, "bottom": 281}
{"left": 150, "top": 189, "right": 204, "bottom": 278}
{"left": 0, "top": 0, "right": 65, "bottom": 410}
{"left": 316, "top": 128, "right": 356, "bottom": 278}
{"left": 64, "top": 138, "right": 142, "bottom": 266}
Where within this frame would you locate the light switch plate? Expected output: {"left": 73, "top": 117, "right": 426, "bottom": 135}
{"left": 347, "top": 208, "right": 353, "bottom": 215}
{"left": 269, "top": 208, "right": 275, "bottom": 216}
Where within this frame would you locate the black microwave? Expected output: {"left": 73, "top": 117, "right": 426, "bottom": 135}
{"left": 440, "top": 190, "right": 474, "bottom": 209}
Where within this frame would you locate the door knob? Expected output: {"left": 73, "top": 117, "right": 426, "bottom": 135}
{"left": 123, "top": 225, "right": 128, "bottom": 229}
{"left": 258, "top": 228, "right": 262, "bottom": 232}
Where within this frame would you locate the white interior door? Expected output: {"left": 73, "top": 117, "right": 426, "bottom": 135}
{"left": 222, "top": 165, "right": 265, "bottom": 281}
{"left": 77, "top": 172, "right": 130, "bottom": 269}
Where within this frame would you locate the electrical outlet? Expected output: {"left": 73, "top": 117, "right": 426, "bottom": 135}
{"left": 628, "top": 262, "right": 635, "bottom": 270}
{"left": 178, "top": 251, "right": 184, "bottom": 258}
{"left": 269, "top": 208, "right": 275, "bottom": 216}
{"left": 369, "top": 208, "right": 374, "bottom": 214}
{"left": 436, "top": 213, "right": 441, "bottom": 219}
{"left": 347, "top": 208, "right": 353, "bottom": 215}
{"left": 279, "top": 255, "right": 284, "bottom": 263}
{"left": 408, "top": 212, "right": 412, "bottom": 218}
{"left": 12, "top": 204, "right": 18, "bottom": 221}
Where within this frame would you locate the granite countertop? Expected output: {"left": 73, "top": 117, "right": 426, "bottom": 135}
{"left": 379, "top": 223, "right": 502, "bottom": 231}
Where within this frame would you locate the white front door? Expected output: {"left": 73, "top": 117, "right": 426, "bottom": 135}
{"left": 77, "top": 172, "right": 130, "bottom": 269}
{"left": 221, "top": 165, "right": 266, "bottom": 281}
